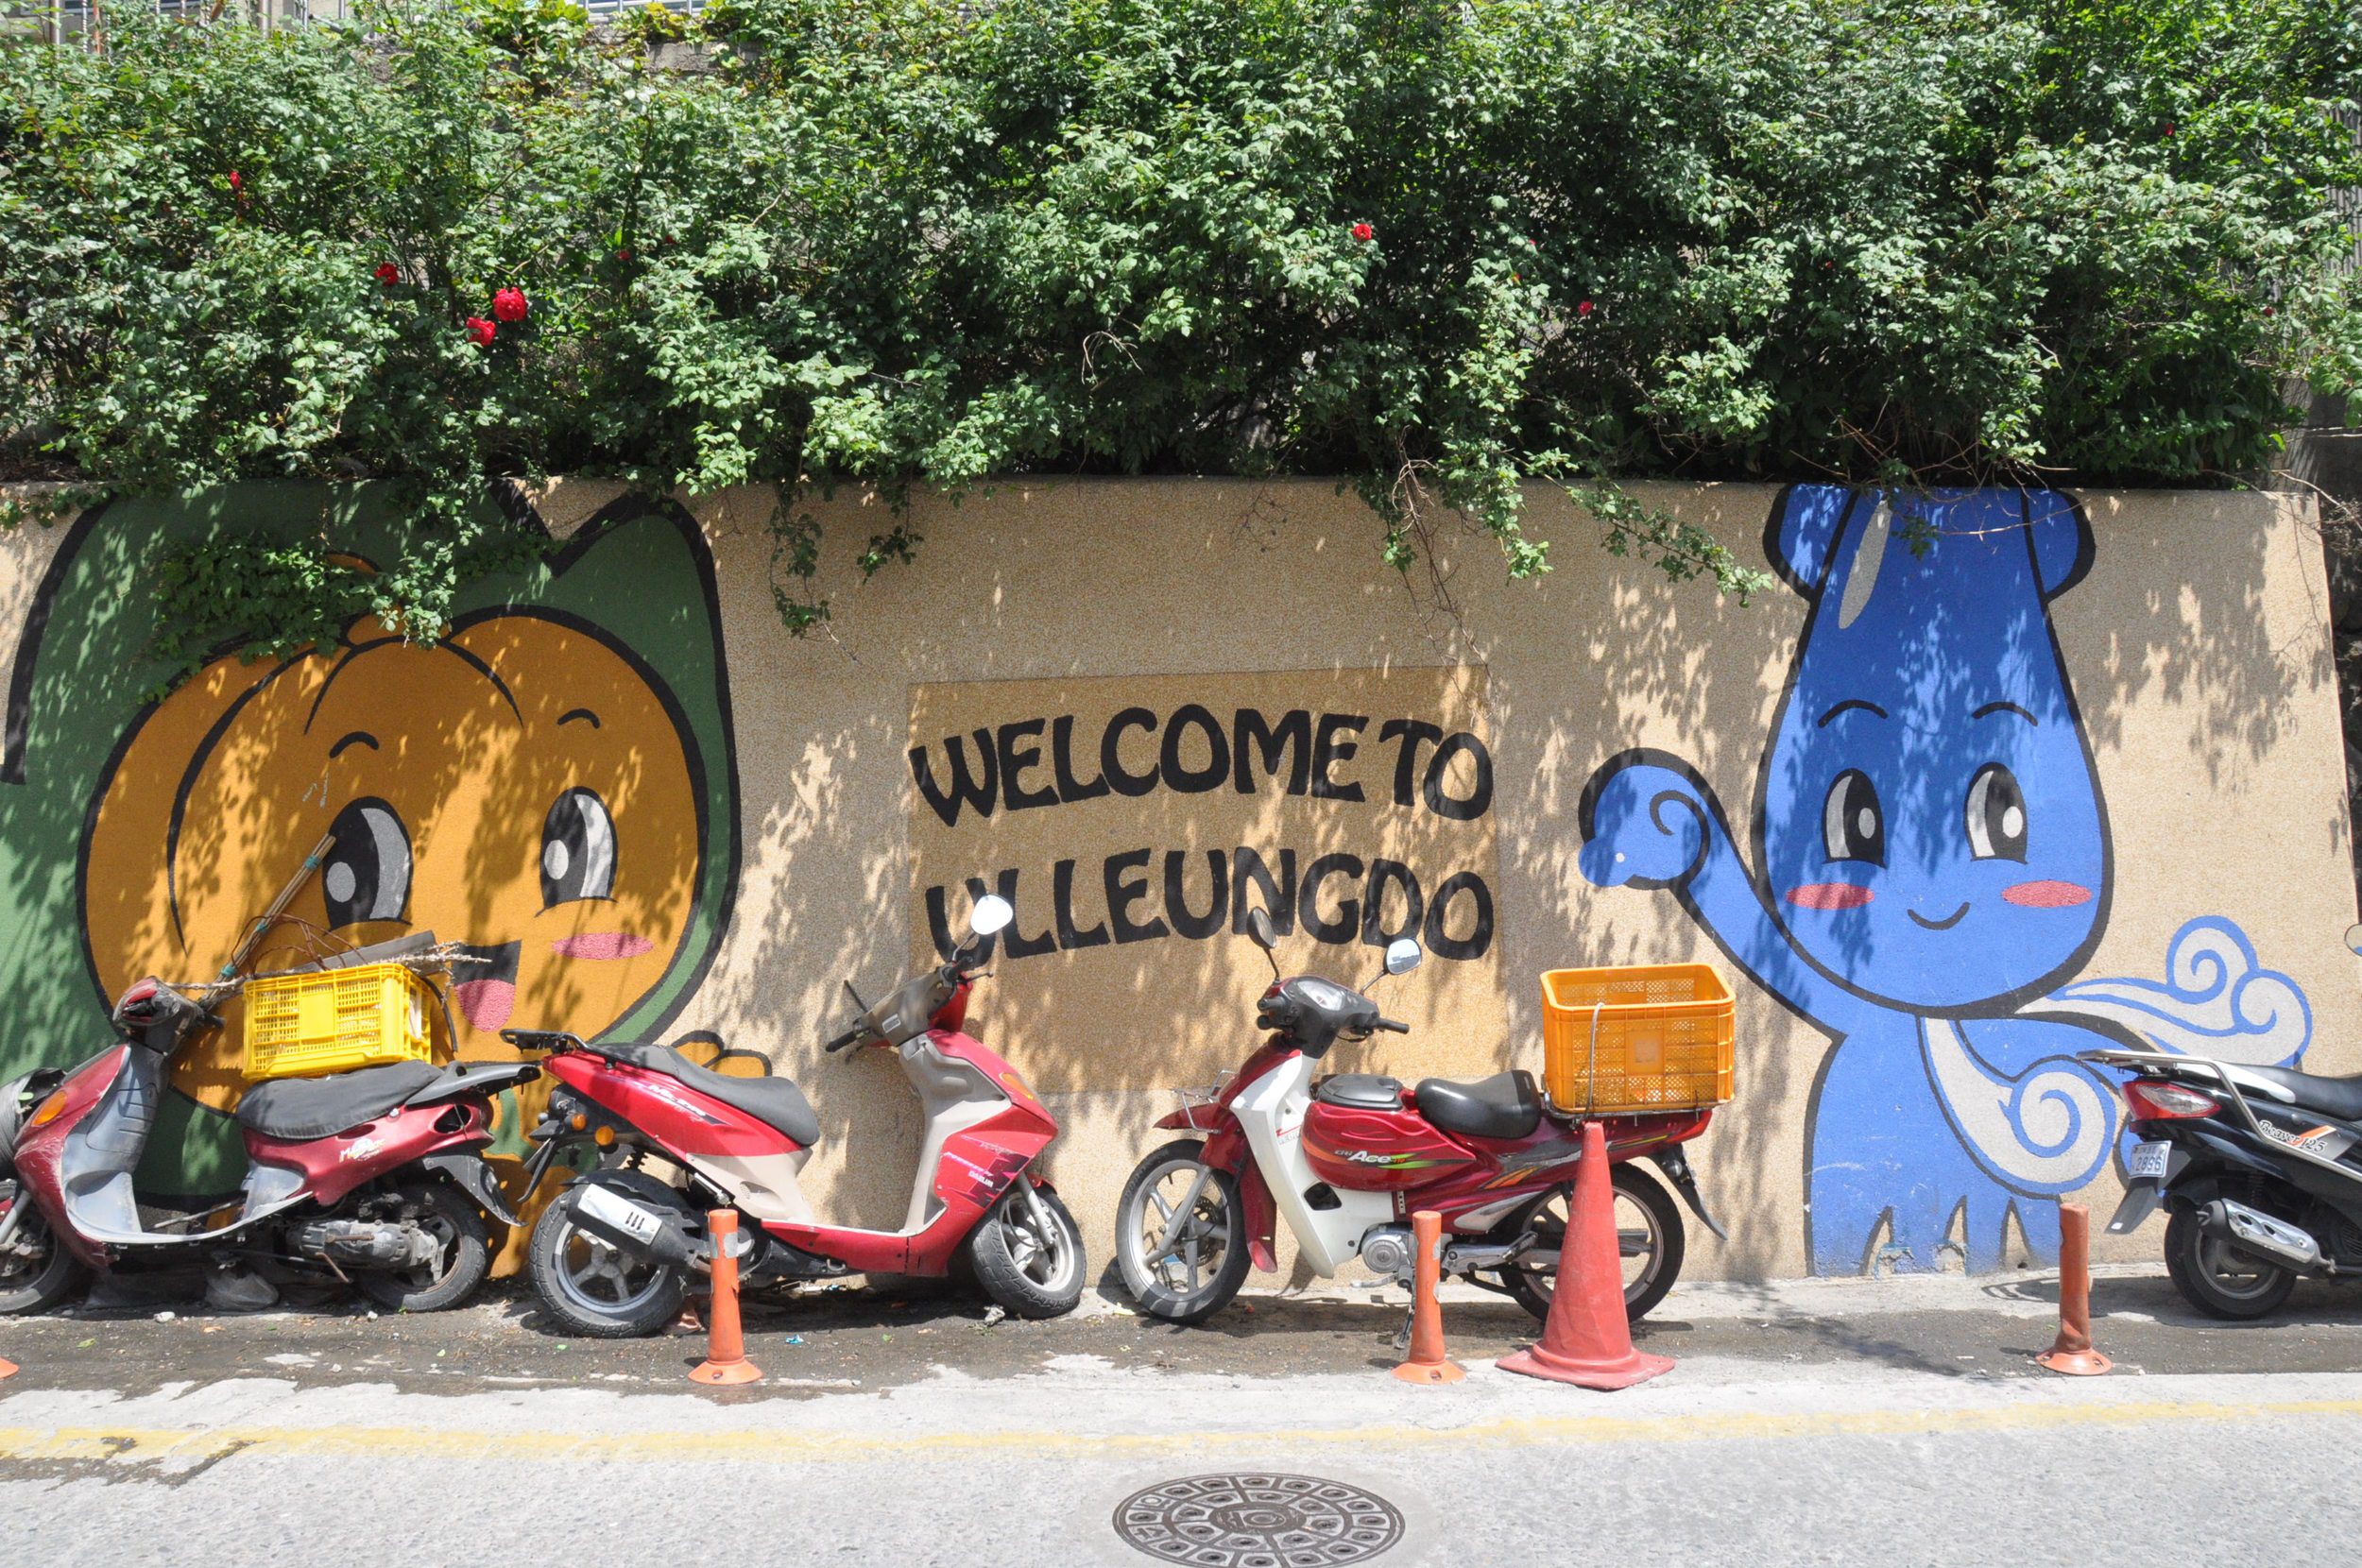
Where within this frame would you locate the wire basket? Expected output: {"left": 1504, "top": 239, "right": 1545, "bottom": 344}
{"left": 240, "top": 963, "right": 440, "bottom": 1081}
{"left": 1538, "top": 963, "right": 1734, "bottom": 1116}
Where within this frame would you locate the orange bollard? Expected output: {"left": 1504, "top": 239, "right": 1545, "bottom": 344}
{"left": 689, "top": 1208, "right": 762, "bottom": 1387}
{"left": 2037, "top": 1202, "right": 2112, "bottom": 1376}
{"left": 1498, "top": 1120, "right": 1674, "bottom": 1390}
{"left": 1392, "top": 1209, "right": 1464, "bottom": 1385}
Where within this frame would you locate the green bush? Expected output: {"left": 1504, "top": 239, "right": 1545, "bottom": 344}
{"left": 2, "top": 0, "right": 2357, "bottom": 662}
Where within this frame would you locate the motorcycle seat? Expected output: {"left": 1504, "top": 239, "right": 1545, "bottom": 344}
{"left": 2236, "top": 1064, "right": 2362, "bottom": 1124}
{"left": 235, "top": 1060, "right": 445, "bottom": 1140}
{"left": 613, "top": 1044, "right": 821, "bottom": 1148}
{"left": 1414, "top": 1069, "right": 1543, "bottom": 1141}
{"left": 1315, "top": 1074, "right": 1405, "bottom": 1111}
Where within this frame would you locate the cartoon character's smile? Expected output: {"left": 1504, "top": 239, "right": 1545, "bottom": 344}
{"left": 1908, "top": 903, "right": 1970, "bottom": 930}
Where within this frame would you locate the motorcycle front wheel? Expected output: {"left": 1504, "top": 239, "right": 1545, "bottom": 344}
{"left": 0, "top": 1200, "right": 86, "bottom": 1315}
{"left": 1115, "top": 1140, "right": 1252, "bottom": 1325}
{"left": 967, "top": 1182, "right": 1086, "bottom": 1320}
{"left": 1498, "top": 1161, "right": 1686, "bottom": 1324}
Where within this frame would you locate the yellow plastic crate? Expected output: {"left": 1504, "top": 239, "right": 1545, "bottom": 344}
{"left": 1539, "top": 963, "right": 1735, "bottom": 1115}
{"left": 241, "top": 963, "right": 439, "bottom": 1081}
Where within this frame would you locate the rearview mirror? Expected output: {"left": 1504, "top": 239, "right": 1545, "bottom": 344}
{"left": 2347, "top": 923, "right": 2362, "bottom": 957}
{"left": 1245, "top": 907, "right": 1278, "bottom": 952}
{"left": 971, "top": 895, "right": 1014, "bottom": 939}
{"left": 1384, "top": 938, "right": 1423, "bottom": 976}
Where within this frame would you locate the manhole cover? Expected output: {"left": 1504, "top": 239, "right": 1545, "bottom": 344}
{"left": 1112, "top": 1472, "right": 1405, "bottom": 1567}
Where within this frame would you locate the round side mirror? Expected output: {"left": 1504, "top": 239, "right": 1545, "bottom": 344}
{"left": 1384, "top": 938, "right": 1423, "bottom": 977}
{"left": 1245, "top": 907, "right": 1278, "bottom": 952}
{"left": 2346, "top": 923, "right": 2362, "bottom": 958}
{"left": 971, "top": 895, "right": 1015, "bottom": 939}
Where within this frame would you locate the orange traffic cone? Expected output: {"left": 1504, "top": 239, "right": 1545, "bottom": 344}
{"left": 0, "top": 1357, "right": 16, "bottom": 1380}
{"left": 1498, "top": 1120, "right": 1674, "bottom": 1390}
{"left": 1392, "top": 1209, "right": 1464, "bottom": 1385}
{"left": 689, "top": 1208, "right": 762, "bottom": 1387}
{"left": 2036, "top": 1202, "right": 2112, "bottom": 1376}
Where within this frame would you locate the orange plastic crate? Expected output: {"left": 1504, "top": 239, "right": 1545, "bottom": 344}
{"left": 1538, "top": 963, "right": 1735, "bottom": 1115}
{"left": 240, "top": 963, "right": 440, "bottom": 1081}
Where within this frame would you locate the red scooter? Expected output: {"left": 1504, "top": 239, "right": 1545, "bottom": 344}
{"left": 505, "top": 895, "right": 1087, "bottom": 1337}
{"left": 0, "top": 935, "right": 535, "bottom": 1315}
{"left": 1113, "top": 910, "right": 1724, "bottom": 1325}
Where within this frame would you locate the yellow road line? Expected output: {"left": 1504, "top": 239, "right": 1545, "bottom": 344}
{"left": 4, "top": 1396, "right": 2360, "bottom": 1468}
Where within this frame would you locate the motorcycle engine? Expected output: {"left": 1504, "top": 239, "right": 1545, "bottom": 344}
{"left": 292, "top": 1219, "right": 436, "bottom": 1268}
{"left": 1357, "top": 1224, "right": 1415, "bottom": 1284}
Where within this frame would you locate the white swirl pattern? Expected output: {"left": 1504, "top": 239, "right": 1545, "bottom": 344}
{"left": 1922, "top": 1017, "right": 2114, "bottom": 1191}
{"left": 2028, "top": 916, "right": 2311, "bottom": 1066}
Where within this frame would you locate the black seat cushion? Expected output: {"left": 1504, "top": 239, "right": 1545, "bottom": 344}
{"left": 2238, "top": 1065, "right": 2362, "bottom": 1124}
{"left": 235, "top": 1061, "right": 445, "bottom": 1140}
{"left": 1316, "top": 1074, "right": 1405, "bottom": 1111}
{"left": 1415, "top": 1069, "right": 1543, "bottom": 1140}
{"left": 615, "top": 1045, "right": 820, "bottom": 1148}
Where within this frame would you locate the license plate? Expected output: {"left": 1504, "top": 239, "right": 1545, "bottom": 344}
{"left": 575, "top": 1184, "right": 664, "bottom": 1246}
{"left": 2127, "top": 1140, "right": 2170, "bottom": 1182}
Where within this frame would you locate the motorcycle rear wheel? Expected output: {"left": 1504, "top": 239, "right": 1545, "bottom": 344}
{"left": 1498, "top": 1162, "right": 1686, "bottom": 1324}
{"left": 1115, "top": 1140, "right": 1252, "bottom": 1325}
{"left": 2165, "top": 1208, "right": 2297, "bottom": 1320}
{"left": 354, "top": 1180, "right": 489, "bottom": 1314}
{"left": 527, "top": 1187, "right": 687, "bottom": 1338}
{"left": 0, "top": 1202, "right": 86, "bottom": 1315}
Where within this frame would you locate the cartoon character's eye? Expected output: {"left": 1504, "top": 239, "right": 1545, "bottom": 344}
{"left": 1965, "top": 763, "right": 2028, "bottom": 861}
{"left": 322, "top": 798, "right": 412, "bottom": 929}
{"left": 1821, "top": 770, "right": 1885, "bottom": 866}
{"left": 540, "top": 788, "right": 617, "bottom": 907}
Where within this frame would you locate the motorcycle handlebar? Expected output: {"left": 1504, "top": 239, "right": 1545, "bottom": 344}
{"left": 1373, "top": 1017, "right": 1410, "bottom": 1034}
{"left": 823, "top": 1027, "right": 867, "bottom": 1054}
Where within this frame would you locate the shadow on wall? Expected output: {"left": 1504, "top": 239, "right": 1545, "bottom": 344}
{"left": 0, "top": 485, "right": 740, "bottom": 1216}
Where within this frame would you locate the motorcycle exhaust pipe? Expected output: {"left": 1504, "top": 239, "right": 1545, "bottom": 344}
{"left": 2199, "top": 1199, "right": 2323, "bottom": 1271}
{"left": 570, "top": 1184, "right": 709, "bottom": 1272}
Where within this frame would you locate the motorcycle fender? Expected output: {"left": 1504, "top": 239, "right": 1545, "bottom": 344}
{"left": 2104, "top": 1179, "right": 2165, "bottom": 1236}
{"left": 1237, "top": 1160, "right": 1277, "bottom": 1274}
{"left": 1648, "top": 1146, "right": 1727, "bottom": 1241}
{"left": 422, "top": 1152, "right": 519, "bottom": 1227}
{"left": 1155, "top": 1104, "right": 1224, "bottom": 1132}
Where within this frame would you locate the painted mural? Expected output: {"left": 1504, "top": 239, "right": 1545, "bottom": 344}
{"left": 0, "top": 486, "right": 741, "bottom": 1245}
{"left": 1579, "top": 486, "right": 2312, "bottom": 1275}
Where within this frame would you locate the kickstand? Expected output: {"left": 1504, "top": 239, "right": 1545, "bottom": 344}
{"left": 1391, "top": 1302, "right": 1414, "bottom": 1354}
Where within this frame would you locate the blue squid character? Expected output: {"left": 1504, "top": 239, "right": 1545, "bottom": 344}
{"left": 1580, "top": 486, "right": 2122, "bottom": 1273}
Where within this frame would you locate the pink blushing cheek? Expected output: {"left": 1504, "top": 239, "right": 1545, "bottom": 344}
{"left": 1787, "top": 882, "right": 1874, "bottom": 911}
{"left": 550, "top": 932, "right": 655, "bottom": 961}
{"left": 2002, "top": 880, "right": 2093, "bottom": 908}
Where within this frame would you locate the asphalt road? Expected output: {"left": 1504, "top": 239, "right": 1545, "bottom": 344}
{"left": 5, "top": 1268, "right": 2361, "bottom": 1567}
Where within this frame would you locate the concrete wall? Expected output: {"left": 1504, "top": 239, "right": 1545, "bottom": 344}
{"left": 0, "top": 478, "right": 2350, "bottom": 1282}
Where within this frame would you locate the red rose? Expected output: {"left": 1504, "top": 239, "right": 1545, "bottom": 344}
{"left": 374, "top": 263, "right": 400, "bottom": 287}
{"left": 465, "top": 316, "right": 497, "bottom": 347}
{"left": 228, "top": 170, "right": 243, "bottom": 192}
{"left": 1577, "top": 299, "right": 1596, "bottom": 317}
{"left": 491, "top": 287, "right": 528, "bottom": 323}
{"left": 618, "top": 248, "right": 632, "bottom": 262}
{"left": 2164, "top": 122, "right": 2176, "bottom": 137}
{"left": 1351, "top": 220, "right": 1375, "bottom": 244}
{"left": 2263, "top": 305, "right": 2276, "bottom": 318}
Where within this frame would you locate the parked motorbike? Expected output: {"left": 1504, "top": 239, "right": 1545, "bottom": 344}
{"left": 1113, "top": 908, "right": 1723, "bottom": 1326}
{"left": 0, "top": 932, "right": 536, "bottom": 1315}
{"left": 505, "top": 894, "right": 1085, "bottom": 1338}
{"left": 2085, "top": 933, "right": 2362, "bottom": 1319}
